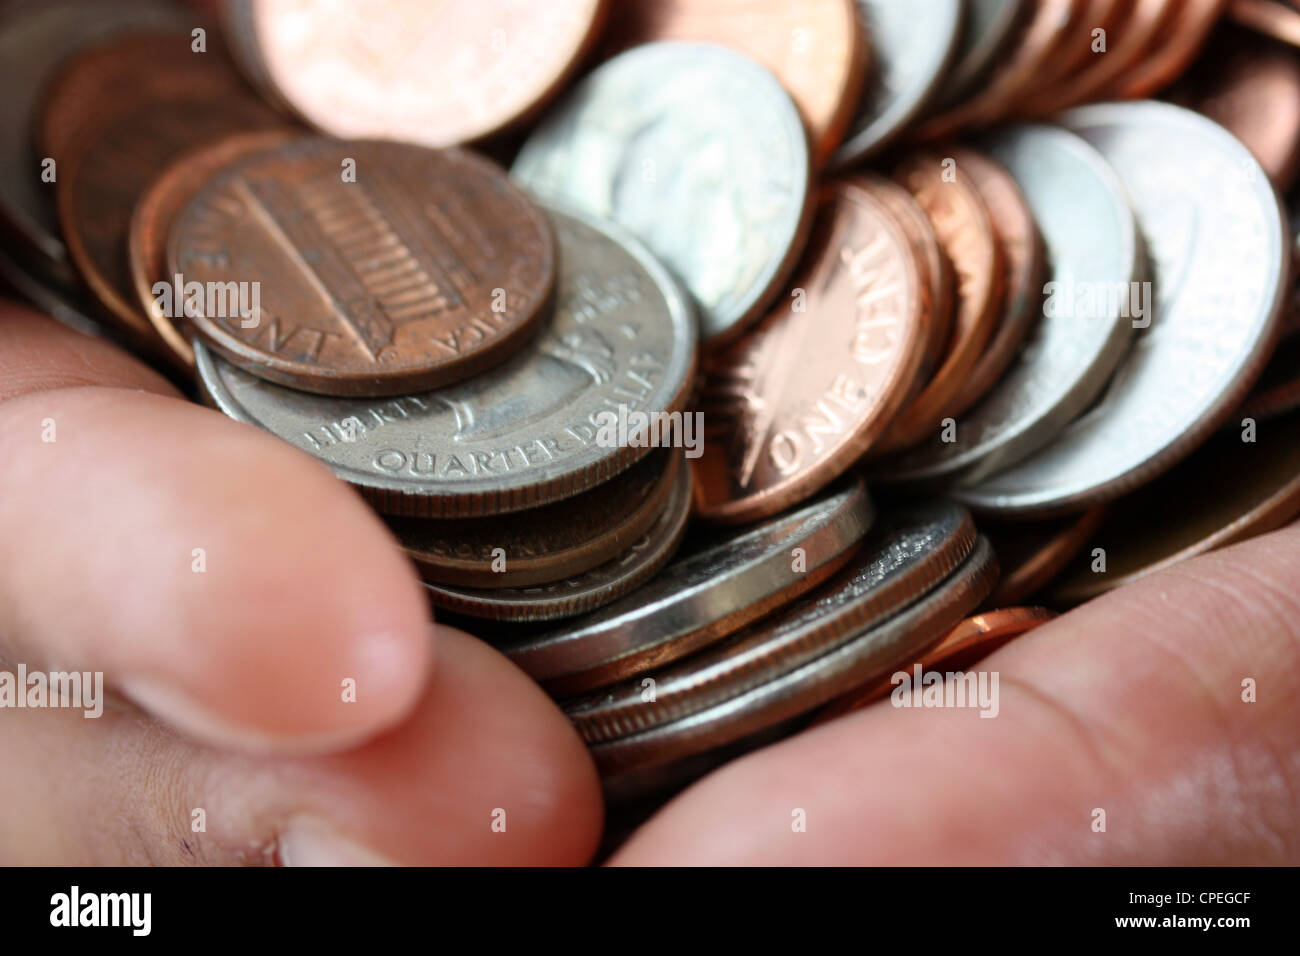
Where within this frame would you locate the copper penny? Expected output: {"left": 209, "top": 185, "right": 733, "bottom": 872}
{"left": 1020, "top": 0, "right": 1126, "bottom": 97}
{"left": 600, "top": 0, "right": 867, "bottom": 166}
{"left": 692, "top": 181, "right": 928, "bottom": 524}
{"left": 42, "top": 31, "right": 285, "bottom": 348}
{"left": 1227, "top": 0, "right": 1300, "bottom": 45}
{"left": 870, "top": 151, "right": 1003, "bottom": 455}
{"left": 227, "top": 0, "right": 608, "bottom": 146}
{"left": 168, "top": 136, "right": 555, "bottom": 397}
{"left": 944, "top": 147, "right": 1046, "bottom": 419}
{"left": 1051, "top": 410, "right": 1300, "bottom": 605}
{"left": 1109, "top": 0, "right": 1228, "bottom": 98}
{"left": 985, "top": 505, "right": 1107, "bottom": 606}
{"left": 813, "top": 605, "right": 1055, "bottom": 721}
{"left": 1170, "top": 24, "right": 1300, "bottom": 191}
{"left": 128, "top": 129, "right": 296, "bottom": 370}
{"left": 852, "top": 172, "right": 955, "bottom": 388}
{"left": 391, "top": 450, "right": 680, "bottom": 588}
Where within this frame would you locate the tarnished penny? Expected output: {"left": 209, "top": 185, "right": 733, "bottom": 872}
{"left": 692, "top": 180, "right": 927, "bottom": 524}
{"left": 502, "top": 475, "right": 874, "bottom": 697}
{"left": 870, "top": 150, "right": 1003, "bottom": 454}
{"left": 43, "top": 31, "right": 284, "bottom": 348}
{"left": 512, "top": 42, "right": 813, "bottom": 346}
{"left": 1051, "top": 410, "right": 1300, "bottom": 605}
{"left": 169, "top": 136, "right": 555, "bottom": 396}
{"left": 128, "top": 129, "right": 296, "bottom": 369}
{"left": 424, "top": 454, "right": 693, "bottom": 622}
{"left": 1109, "top": 0, "right": 1228, "bottom": 98}
{"left": 601, "top": 0, "right": 867, "bottom": 166}
{"left": 568, "top": 499, "right": 977, "bottom": 744}
{"left": 985, "top": 506, "right": 1107, "bottom": 605}
{"left": 194, "top": 205, "right": 697, "bottom": 518}
{"left": 226, "top": 0, "right": 608, "bottom": 146}
{"left": 391, "top": 450, "right": 680, "bottom": 588}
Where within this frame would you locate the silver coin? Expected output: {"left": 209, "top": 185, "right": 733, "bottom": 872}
{"left": 933, "top": 0, "right": 1025, "bottom": 107}
{"left": 830, "top": 0, "right": 963, "bottom": 167}
{"left": 503, "top": 474, "right": 875, "bottom": 696}
{"left": 567, "top": 499, "right": 977, "bottom": 745}
{"left": 877, "top": 125, "right": 1139, "bottom": 485}
{"left": 425, "top": 456, "right": 692, "bottom": 622}
{"left": 0, "top": 241, "right": 106, "bottom": 341}
{"left": 0, "top": 0, "right": 188, "bottom": 284}
{"left": 196, "top": 204, "right": 697, "bottom": 518}
{"left": 956, "top": 102, "right": 1290, "bottom": 516}
{"left": 511, "top": 41, "right": 813, "bottom": 345}
{"left": 593, "top": 535, "right": 998, "bottom": 780}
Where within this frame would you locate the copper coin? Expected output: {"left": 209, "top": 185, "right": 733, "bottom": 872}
{"left": 1019, "top": 0, "right": 1126, "bottom": 97}
{"left": 391, "top": 449, "right": 680, "bottom": 588}
{"left": 944, "top": 147, "right": 1046, "bottom": 419}
{"left": 1109, "top": 0, "right": 1228, "bottom": 98}
{"left": 1051, "top": 409, "right": 1300, "bottom": 605}
{"left": 869, "top": 151, "right": 1004, "bottom": 455}
{"left": 1227, "top": 0, "right": 1300, "bottom": 44}
{"left": 692, "top": 180, "right": 928, "bottom": 524}
{"left": 813, "top": 605, "right": 1055, "bottom": 720}
{"left": 128, "top": 129, "right": 296, "bottom": 370}
{"left": 168, "top": 136, "right": 555, "bottom": 397}
{"left": 1238, "top": 334, "right": 1300, "bottom": 421}
{"left": 985, "top": 505, "right": 1107, "bottom": 606}
{"left": 600, "top": 0, "right": 867, "bottom": 166}
{"left": 227, "top": 0, "right": 608, "bottom": 146}
{"left": 851, "top": 172, "right": 955, "bottom": 388}
{"left": 42, "top": 31, "right": 285, "bottom": 348}
{"left": 1170, "top": 24, "right": 1300, "bottom": 191}
{"left": 424, "top": 455, "right": 693, "bottom": 622}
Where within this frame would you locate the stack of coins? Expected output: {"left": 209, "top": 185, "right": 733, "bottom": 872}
{"left": 2, "top": 0, "right": 1298, "bottom": 811}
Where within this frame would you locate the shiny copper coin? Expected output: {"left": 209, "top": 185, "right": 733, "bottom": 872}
{"left": 692, "top": 181, "right": 928, "bottom": 524}
{"left": 944, "top": 148, "right": 1046, "bottom": 418}
{"left": 1169, "top": 25, "right": 1300, "bottom": 191}
{"left": 870, "top": 151, "right": 1004, "bottom": 454}
{"left": 985, "top": 505, "right": 1107, "bottom": 606}
{"left": 1109, "top": 0, "right": 1228, "bottom": 98}
{"left": 600, "top": 0, "right": 867, "bottom": 166}
{"left": 168, "top": 136, "right": 555, "bottom": 397}
{"left": 391, "top": 450, "right": 680, "bottom": 588}
{"left": 813, "top": 605, "right": 1055, "bottom": 721}
{"left": 1051, "top": 410, "right": 1300, "bottom": 605}
{"left": 128, "top": 129, "right": 296, "bottom": 370}
{"left": 42, "top": 31, "right": 285, "bottom": 348}
{"left": 1227, "top": 0, "right": 1300, "bottom": 44}
{"left": 228, "top": 0, "right": 608, "bottom": 146}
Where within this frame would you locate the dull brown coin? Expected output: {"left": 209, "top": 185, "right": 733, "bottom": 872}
{"left": 1051, "top": 409, "right": 1300, "bottom": 605}
{"left": 1109, "top": 0, "right": 1228, "bottom": 98}
{"left": 692, "top": 180, "right": 928, "bottom": 524}
{"left": 424, "top": 454, "right": 693, "bottom": 622}
{"left": 985, "top": 505, "right": 1107, "bottom": 606}
{"left": 870, "top": 150, "right": 1004, "bottom": 455}
{"left": 852, "top": 172, "right": 954, "bottom": 388}
{"left": 226, "top": 0, "right": 608, "bottom": 146}
{"left": 812, "top": 605, "right": 1055, "bottom": 721}
{"left": 1170, "top": 24, "right": 1300, "bottom": 191}
{"left": 128, "top": 129, "right": 297, "bottom": 369}
{"left": 168, "top": 136, "right": 555, "bottom": 397}
{"left": 944, "top": 147, "right": 1046, "bottom": 419}
{"left": 391, "top": 450, "right": 680, "bottom": 588}
{"left": 600, "top": 0, "right": 867, "bottom": 166}
{"left": 42, "top": 31, "right": 285, "bottom": 348}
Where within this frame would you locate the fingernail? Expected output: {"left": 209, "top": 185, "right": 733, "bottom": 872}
{"left": 279, "top": 819, "right": 397, "bottom": 867}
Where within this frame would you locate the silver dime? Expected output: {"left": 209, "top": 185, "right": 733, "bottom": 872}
{"left": 195, "top": 204, "right": 697, "bottom": 517}
{"left": 425, "top": 456, "right": 693, "bottom": 623}
{"left": 830, "top": 0, "right": 963, "bottom": 167}
{"left": 877, "top": 125, "right": 1139, "bottom": 485}
{"left": 502, "top": 474, "right": 875, "bottom": 696}
{"left": 511, "top": 41, "right": 813, "bottom": 345}
{"left": 933, "top": 0, "right": 1025, "bottom": 107}
{"left": 957, "top": 102, "right": 1290, "bottom": 516}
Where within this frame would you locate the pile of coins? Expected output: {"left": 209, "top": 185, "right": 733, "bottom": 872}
{"left": 3, "top": 0, "right": 1300, "bottom": 808}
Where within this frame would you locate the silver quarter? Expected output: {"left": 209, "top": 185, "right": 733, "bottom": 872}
{"left": 830, "top": 0, "right": 963, "bottom": 167}
{"left": 511, "top": 41, "right": 813, "bottom": 345}
{"left": 878, "top": 124, "right": 1139, "bottom": 485}
{"left": 957, "top": 102, "right": 1290, "bottom": 516}
{"left": 196, "top": 204, "right": 697, "bottom": 518}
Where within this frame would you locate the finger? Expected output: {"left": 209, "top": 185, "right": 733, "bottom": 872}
{"left": 0, "top": 629, "right": 602, "bottom": 865}
{"left": 611, "top": 522, "right": 1300, "bottom": 864}
{"left": 0, "top": 303, "right": 434, "bottom": 753}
